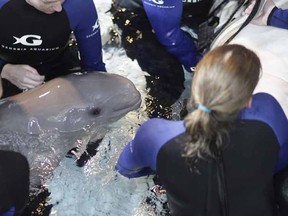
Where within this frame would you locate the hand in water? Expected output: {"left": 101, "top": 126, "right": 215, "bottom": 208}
{"left": 245, "top": 0, "right": 276, "bottom": 25}
{"left": 150, "top": 185, "right": 166, "bottom": 196}
{"left": 1, "top": 64, "right": 45, "bottom": 90}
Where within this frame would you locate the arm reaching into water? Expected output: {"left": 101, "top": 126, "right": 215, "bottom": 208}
{"left": 142, "top": 0, "right": 201, "bottom": 71}
{"left": 116, "top": 119, "right": 185, "bottom": 178}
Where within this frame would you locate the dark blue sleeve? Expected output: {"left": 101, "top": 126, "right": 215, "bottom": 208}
{"left": 142, "top": 0, "right": 200, "bottom": 70}
{"left": 268, "top": 7, "right": 288, "bottom": 29}
{"left": 0, "top": 0, "right": 8, "bottom": 8}
{"left": 239, "top": 93, "right": 288, "bottom": 173}
{"left": 0, "top": 207, "right": 15, "bottom": 216}
{"left": 116, "top": 119, "right": 185, "bottom": 178}
{"left": 63, "top": 0, "right": 106, "bottom": 72}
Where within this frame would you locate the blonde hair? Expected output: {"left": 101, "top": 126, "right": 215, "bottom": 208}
{"left": 184, "top": 44, "right": 261, "bottom": 159}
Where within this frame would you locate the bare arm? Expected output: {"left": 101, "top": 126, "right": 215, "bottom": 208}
{"left": 245, "top": 0, "right": 276, "bottom": 25}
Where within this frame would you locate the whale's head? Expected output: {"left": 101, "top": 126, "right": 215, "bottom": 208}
{"left": 7, "top": 72, "right": 141, "bottom": 134}
{"left": 59, "top": 72, "right": 142, "bottom": 130}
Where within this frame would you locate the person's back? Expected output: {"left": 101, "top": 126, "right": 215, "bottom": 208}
{"left": 116, "top": 44, "right": 288, "bottom": 215}
{"left": 157, "top": 120, "right": 279, "bottom": 216}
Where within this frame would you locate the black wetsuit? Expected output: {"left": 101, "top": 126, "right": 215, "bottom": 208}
{"left": 157, "top": 121, "right": 279, "bottom": 216}
{"left": 0, "top": 0, "right": 106, "bottom": 97}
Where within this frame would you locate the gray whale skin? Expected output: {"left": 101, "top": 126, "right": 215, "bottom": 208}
{"left": 0, "top": 72, "right": 141, "bottom": 186}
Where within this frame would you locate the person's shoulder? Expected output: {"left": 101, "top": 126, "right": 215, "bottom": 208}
{"left": 252, "top": 92, "right": 279, "bottom": 105}
{"left": 235, "top": 119, "right": 279, "bottom": 145}
{"left": 253, "top": 92, "right": 286, "bottom": 118}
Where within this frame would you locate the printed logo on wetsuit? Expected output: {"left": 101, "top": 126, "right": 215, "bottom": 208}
{"left": 149, "top": 0, "right": 164, "bottom": 4}
{"left": 143, "top": 0, "right": 175, "bottom": 9}
{"left": 13, "top": 35, "right": 42, "bottom": 46}
{"left": 86, "top": 19, "right": 100, "bottom": 39}
{"left": 1, "top": 34, "right": 60, "bottom": 52}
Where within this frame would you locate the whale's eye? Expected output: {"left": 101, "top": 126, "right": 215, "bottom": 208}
{"left": 92, "top": 108, "right": 101, "bottom": 116}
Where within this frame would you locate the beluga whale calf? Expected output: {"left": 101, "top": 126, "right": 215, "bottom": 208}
{"left": 0, "top": 71, "right": 141, "bottom": 186}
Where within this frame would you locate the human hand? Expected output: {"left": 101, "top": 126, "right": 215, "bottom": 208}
{"left": 245, "top": 0, "right": 276, "bottom": 25}
{"left": 1, "top": 64, "right": 45, "bottom": 90}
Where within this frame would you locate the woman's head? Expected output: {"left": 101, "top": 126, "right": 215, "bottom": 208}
{"left": 184, "top": 44, "right": 261, "bottom": 159}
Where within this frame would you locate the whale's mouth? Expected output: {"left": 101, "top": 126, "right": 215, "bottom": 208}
{"left": 112, "top": 90, "right": 142, "bottom": 116}
{"left": 113, "top": 96, "right": 141, "bottom": 113}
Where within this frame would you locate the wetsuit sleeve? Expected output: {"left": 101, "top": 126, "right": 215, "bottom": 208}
{"left": 0, "top": 207, "right": 15, "bottom": 216}
{"left": 239, "top": 93, "right": 288, "bottom": 172}
{"left": 0, "top": 0, "right": 8, "bottom": 8}
{"left": 116, "top": 119, "right": 185, "bottom": 178}
{"left": 142, "top": 0, "right": 200, "bottom": 70}
{"left": 267, "top": 7, "right": 288, "bottom": 29}
{"left": 64, "top": 0, "right": 106, "bottom": 72}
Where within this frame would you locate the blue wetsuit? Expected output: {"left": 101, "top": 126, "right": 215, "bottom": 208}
{"left": 142, "top": 0, "right": 203, "bottom": 70}
{"left": 0, "top": 0, "right": 106, "bottom": 75}
{"left": 239, "top": 94, "right": 288, "bottom": 172}
{"left": 268, "top": 7, "right": 288, "bottom": 29}
{"left": 114, "top": 0, "right": 212, "bottom": 70}
{"left": 116, "top": 93, "right": 288, "bottom": 215}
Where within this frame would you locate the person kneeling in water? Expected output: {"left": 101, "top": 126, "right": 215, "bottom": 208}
{"left": 116, "top": 44, "right": 288, "bottom": 215}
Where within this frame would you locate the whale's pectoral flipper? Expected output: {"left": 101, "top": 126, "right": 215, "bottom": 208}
{"left": 76, "top": 138, "right": 104, "bottom": 167}
{"left": 66, "top": 136, "right": 104, "bottom": 167}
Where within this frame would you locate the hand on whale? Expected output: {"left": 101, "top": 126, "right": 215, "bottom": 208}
{"left": 0, "top": 71, "right": 141, "bottom": 186}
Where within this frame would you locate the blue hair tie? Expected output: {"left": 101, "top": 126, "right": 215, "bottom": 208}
{"left": 198, "top": 104, "right": 211, "bottom": 113}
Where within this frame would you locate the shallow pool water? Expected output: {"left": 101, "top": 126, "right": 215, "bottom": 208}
{"left": 44, "top": 47, "right": 190, "bottom": 215}
{"left": 44, "top": 45, "right": 191, "bottom": 216}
